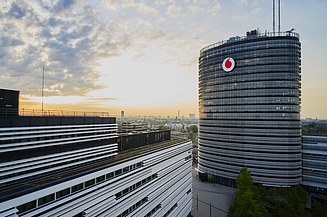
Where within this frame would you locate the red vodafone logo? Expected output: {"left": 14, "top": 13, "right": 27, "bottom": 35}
{"left": 222, "top": 57, "right": 235, "bottom": 72}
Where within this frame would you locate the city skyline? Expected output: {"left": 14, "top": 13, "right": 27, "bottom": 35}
{"left": 1, "top": 0, "right": 326, "bottom": 118}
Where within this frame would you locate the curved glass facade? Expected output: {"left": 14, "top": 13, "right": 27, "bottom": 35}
{"left": 198, "top": 32, "right": 301, "bottom": 187}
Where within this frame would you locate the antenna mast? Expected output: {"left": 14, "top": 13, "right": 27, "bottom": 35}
{"left": 278, "top": 0, "right": 281, "bottom": 33}
{"left": 272, "top": 0, "right": 275, "bottom": 34}
{"left": 41, "top": 63, "right": 45, "bottom": 112}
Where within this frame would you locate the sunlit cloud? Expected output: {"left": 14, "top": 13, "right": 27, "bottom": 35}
{"left": 188, "top": 5, "right": 204, "bottom": 13}
{"left": 102, "top": 1, "right": 119, "bottom": 11}
{"left": 166, "top": 4, "right": 182, "bottom": 16}
{"left": 232, "top": 0, "right": 248, "bottom": 7}
{"left": 87, "top": 97, "right": 117, "bottom": 101}
{"left": 1, "top": 0, "right": 327, "bottom": 118}
{"left": 0, "top": 0, "right": 129, "bottom": 97}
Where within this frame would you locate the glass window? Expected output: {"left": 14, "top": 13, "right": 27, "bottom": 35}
{"left": 123, "top": 188, "right": 129, "bottom": 195}
{"left": 106, "top": 172, "right": 114, "bottom": 179}
{"left": 115, "top": 169, "right": 122, "bottom": 176}
{"left": 123, "top": 166, "right": 129, "bottom": 173}
{"left": 116, "top": 191, "right": 122, "bottom": 198}
{"left": 72, "top": 183, "right": 83, "bottom": 193}
{"left": 122, "top": 210, "right": 128, "bottom": 217}
{"left": 72, "top": 212, "right": 84, "bottom": 217}
{"left": 56, "top": 188, "right": 70, "bottom": 199}
{"left": 85, "top": 179, "right": 95, "bottom": 188}
{"left": 96, "top": 175, "right": 105, "bottom": 183}
{"left": 17, "top": 200, "right": 37, "bottom": 214}
{"left": 38, "top": 194, "right": 55, "bottom": 206}
{"left": 136, "top": 181, "right": 141, "bottom": 187}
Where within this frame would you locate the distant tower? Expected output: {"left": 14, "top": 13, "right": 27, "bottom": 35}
{"left": 121, "top": 111, "right": 124, "bottom": 119}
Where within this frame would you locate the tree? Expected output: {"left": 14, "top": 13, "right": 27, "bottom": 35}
{"left": 262, "top": 184, "right": 308, "bottom": 217}
{"left": 301, "top": 127, "right": 309, "bottom": 134}
{"left": 187, "top": 125, "right": 198, "bottom": 143}
{"left": 311, "top": 199, "right": 327, "bottom": 217}
{"left": 236, "top": 167, "right": 255, "bottom": 195}
{"left": 188, "top": 125, "right": 198, "bottom": 134}
{"left": 286, "top": 185, "right": 308, "bottom": 216}
{"left": 228, "top": 167, "right": 270, "bottom": 217}
{"left": 301, "top": 122, "right": 327, "bottom": 135}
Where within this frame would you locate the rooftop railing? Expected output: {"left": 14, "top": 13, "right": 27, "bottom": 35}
{"left": 200, "top": 31, "right": 300, "bottom": 55}
{"left": 0, "top": 108, "right": 110, "bottom": 117}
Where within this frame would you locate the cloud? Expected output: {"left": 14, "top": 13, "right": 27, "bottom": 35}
{"left": 87, "top": 97, "right": 117, "bottom": 101}
{"left": 136, "top": 3, "right": 159, "bottom": 15}
{"left": 233, "top": 15, "right": 249, "bottom": 22}
{"left": 0, "top": 36, "right": 24, "bottom": 47}
{"left": 54, "top": 0, "right": 76, "bottom": 12}
{"left": 188, "top": 5, "right": 204, "bottom": 13}
{"left": 250, "top": 7, "right": 261, "bottom": 16}
{"left": 232, "top": 0, "right": 248, "bottom": 7}
{"left": 155, "top": 0, "right": 175, "bottom": 6}
{"left": 121, "top": 0, "right": 158, "bottom": 15}
{"left": 209, "top": 0, "right": 221, "bottom": 13}
{"left": 0, "top": 0, "right": 130, "bottom": 97}
{"left": 166, "top": 4, "right": 182, "bottom": 16}
{"left": 103, "top": 0, "right": 119, "bottom": 11}
{"left": 7, "top": 1, "right": 26, "bottom": 18}
{"left": 127, "top": 27, "right": 206, "bottom": 67}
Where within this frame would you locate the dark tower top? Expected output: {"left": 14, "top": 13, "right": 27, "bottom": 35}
{"left": 0, "top": 88, "right": 19, "bottom": 116}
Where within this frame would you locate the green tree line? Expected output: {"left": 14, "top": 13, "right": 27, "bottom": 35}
{"left": 228, "top": 167, "right": 327, "bottom": 217}
{"left": 302, "top": 122, "right": 327, "bottom": 136}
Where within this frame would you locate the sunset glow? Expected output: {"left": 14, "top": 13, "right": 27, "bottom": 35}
{"left": 1, "top": 0, "right": 327, "bottom": 118}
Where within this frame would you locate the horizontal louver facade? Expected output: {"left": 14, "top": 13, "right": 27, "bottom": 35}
{"left": 0, "top": 140, "right": 192, "bottom": 217}
{"left": 0, "top": 116, "right": 192, "bottom": 217}
{"left": 198, "top": 32, "right": 302, "bottom": 186}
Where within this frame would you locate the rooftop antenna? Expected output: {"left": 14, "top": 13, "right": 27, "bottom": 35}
{"left": 272, "top": 0, "right": 275, "bottom": 34}
{"left": 286, "top": 28, "right": 295, "bottom": 33}
{"left": 278, "top": 0, "right": 281, "bottom": 33}
{"left": 41, "top": 63, "right": 45, "bottom": 112}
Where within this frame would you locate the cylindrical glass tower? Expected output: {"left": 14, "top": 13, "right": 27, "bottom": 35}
{"left": 198, "top": 30, "right": 301, "bottom": 187}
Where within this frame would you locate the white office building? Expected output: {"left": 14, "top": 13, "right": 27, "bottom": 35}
{"left": 0, "top": 114, "right": 192, "bottom": 217}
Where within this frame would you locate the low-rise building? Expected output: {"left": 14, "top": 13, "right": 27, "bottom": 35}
{"left": 0, "top": 113, "right": 192, "bottom": 217}
{"left": 302, "top": 135, "right": 327, "bottom": 198}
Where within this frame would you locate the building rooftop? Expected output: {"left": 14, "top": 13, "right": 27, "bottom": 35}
{"left": 0, "top": 115, "right": 115, "bottom": 127}
{"left": 0, "top": 137, "right": 189, "bottom": 203}
{"left": 200, "top": 30, "right": 300, "bottom": 55}
{"left": 0, "top": 108, "right": 110, "bottom": 118}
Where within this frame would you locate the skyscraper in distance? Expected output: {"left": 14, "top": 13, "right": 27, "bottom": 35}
{"left": 198, "top": 29, "right": 301, "bottom": 187}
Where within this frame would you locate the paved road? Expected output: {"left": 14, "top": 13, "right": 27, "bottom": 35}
{"left": 191, "top": 168, "right": 235, "bottom": 217}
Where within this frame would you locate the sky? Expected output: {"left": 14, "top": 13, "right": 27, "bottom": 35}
{"left": 0, "top": 0, "right": 326, "bottom": 118}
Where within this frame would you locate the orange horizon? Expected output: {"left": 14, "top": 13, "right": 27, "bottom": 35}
{"left": 19, "top": 97, "right": 199, "bottom": 118}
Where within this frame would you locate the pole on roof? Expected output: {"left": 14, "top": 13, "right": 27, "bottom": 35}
{"left": 41, "top": 63, "right": 45, "bottom": 112}
{"left": 278, "top": 0, "right": 281, "bottom": 33}
{"left": 272, "top": 0, "right": 275, "bottom": 34}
